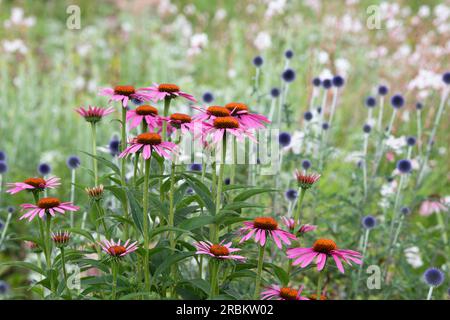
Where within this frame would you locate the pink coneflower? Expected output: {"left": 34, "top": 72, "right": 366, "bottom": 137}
{"left": 203, "top": 116, "right": 256, "bottom": 145}
{"left": 51, "top": 231, "right": 71, "bottom": 247}
{"left": 239, "top": 217, "right": 297, "bottom": 249}
{"left": 192, "top": 105, "right": 231, "bottom": 122}
{"left": 7, "top": 177, "right": 60, "bottom": 195}
{"left": 119, "top": 132, "right": 177, "bottom": 160}
{"left": 75, "top": 105, "right": 115, "bottom": 123}
{"left": 166, "top": 113, "right": 201, "bottom": 135}
{"left": 194, "top": 240, "right": 245, "bottom": 261}
{"left": 99, "top": 239, "right": 138, "bottom": 258}
{"left": 98, "top": 85, "right": 152, "bottom": 107}
{"left": 225, "top": 102, "right": 270, "bottom": 129}
{"left": 287, "top": 239, "right": 362, "bottom": 273}
{"left": 294, "top": 170, "right": 321, "bottom": 189}
{"left": 143, "top": 83, "right": 196, "bottom": 102}
{"left": 19, "top": 197, "right": 79, "bottom": 222}
{"left": 261, "top": 284, "right": 309, "bottom": 300}
{"left": 126, "top": 105, "right": 162, "bottom": 130}
{"left": 419, "top": 195, "right": 447, "bottom": 216}
{"left": 282, "top": 217, "right": 317, "bottom": 235}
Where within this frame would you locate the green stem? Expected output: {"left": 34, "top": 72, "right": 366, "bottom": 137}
{"left": 230, "top": 137, "right": 237, "bottom": 184}
{"left": 91, "top": 122, "right": 98, "bottom": 186}
{"left": 60, "top": 247, "right": 72, "bottom": 299}
{"left": 162, "top": 98, "right": 171, "bottom": 141}
{"left": 95, "top": 200, "right": 109, "bottom": 238}
{"left": 143, "top": 158, "right": 151, "bottom": 291}
{"left": 209, "top": 259, "right": 219, "bottom": 298}
{"left": 45, "top": 213, "right": 55, "bottom": 293}
{"left": 426, "top": 286, "right": 433, "bottom": 300}
{"left": 212, "top": 134, "right": 226, "bottom": 243}
{"left": 120, "top": 107, "right": 130, "bottom": 238}
{"left": 112, "top": 261, "right": 118, "bottom": 300}
{"left": 293, "top": 187, "right": 306, "bottom": 225}
{"left": 253, "top": 244, "right": 266, "bottom": 299}
{"left": 316, "top": 271, "right": 324, "bottom": 299}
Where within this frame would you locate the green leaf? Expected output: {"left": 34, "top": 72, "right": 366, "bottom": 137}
{"left": 68, "top": 227, "right": 96, "bottom": 244}
{"left": 0, "top": 261, "right": 45, "bottom": 276}
{"left": 183, "top": 174, "right": 215, "bottom": 215}
{"left": 150, "top": 252, "right": 195, "bottom": 287}
{"left": 125, "top": 188, "right": 144, "bottom": 235}
{"left": 178, "top": 215, "right": 216, "bottom": 231}
{"left": 233, "top": 188, "right": 276, "bottom": 202}
{"left": 148, "top": 225, "right": 191, "bottom": 240}
{"left": 82, "top": 151, "right": 121, "bottom": 177}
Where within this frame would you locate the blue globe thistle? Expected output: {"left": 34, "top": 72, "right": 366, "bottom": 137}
{"left": 378, "top": 85, "right": 388, "bottom": 96}
{"left": 332, "top": 75, "right": 345, "bottom": 87}
{"left": 7, "top": 206, "right": 15, "bottom": 213}
{"left": 0, "top": 219, "right": 4, "bottom": 230}
{"left": 132, "top": 98, "right": 144, "bottom": 106}
{"left": 190, "top": 163, "right": 202, "bottom": 172}
{"left": 301, "top": 159, "right": 311, "bottom": 170}
{"left": 406, "top": 136, "right": 416, "bottom": 146}
{"left": 416, "top": 102, "right": 423, "bottom": 110}
{"left": 391, "top": 94, "right": 405, "bottom": 109}
{"left": 322, "top": 122, "right": 329, "bottom": 130}
{"left": 423, "top": 268, "right": 445, "bottom": 287}
{"left": 202, "top": 92, "right": 214, "bottom": 103}
{"left": 0, "top": 280, "right": 10, "bottom": 295}
{"left": 224, "top": 178, "right": 231, "bottom": 185}
{"left": 304, "top": 111, "right": 313, "bottom": 121}
{"left": 0, "top": 150, "right": 5, "bottom": 161}
{"left": 282, "top": 68, "right": 296, "bottom": 83}
{"left": 186, "top": 187, "right": 194, "bottom": 195}
{"left": 270, "top": 87, "right": 281, "bottom": 98}
{"left": 363, "top": 124, "right": 372, "bottom": 134}
{"left": 285, "top": 188, "right": 298, "bottom": 201}
{"left": 253, "top": 56, "right": 264, "bottom": 67}
{"left": 38, "top": 163, "right": 51, "bottom": 175}
{"left": 322, "top": 79, "right": 332, "bottom": 89}
{"left": 442, "top": 72, "right": 450, "bottom": 85}
{"left": 400, "top": 207, "right": 411, "bottom": 215}
{"left": 361, "top": 215, "right": 377, "bottom": 229}
{"left": 316, "top": 107, "right": 322, "bottom": 114}
{"left": 66, "top": 155, "right": 81, "bottom": 170}
{"left": 0, "top": 161, "right": 7, "bottom": 174}
{"left": 284, "top": 49, "right": 294, "bottom": 59}
{"left": 109, "top": 137, "right": 120, "bottom": 157}
{"left": 312, "top": 78, "right": 321, "bottom": 87}
{"left": 396, "top": 159, "right": 412, "bottom": 174}
{"left": 279, "top": 132, "right": 291, "bottom": 147}
{"left": 365, "top": 96, "right": 376, "bottom": 108}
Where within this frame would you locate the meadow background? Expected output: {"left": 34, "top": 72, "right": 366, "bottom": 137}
{"left": 0, "top": 0, "right": 449, "bottom": 299}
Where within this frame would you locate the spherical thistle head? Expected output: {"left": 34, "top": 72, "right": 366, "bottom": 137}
{"left": 416, "top": 102, "right": 423, "bottom": 110}
{"left": 0, "top": 219, "right": 4, "bottom": 230}
{"left": 0, "top": 161, "right": 8, "bottom": 174}
{"left": 301, "top": 159, "right": 311, "bottom": 170}
{"left": 442, "top": 72, "right": 450, "bottom": 85}
{"left": 270, "top": 87, "right": 281, "bottom": 98}
{"left": 202, "top": 92, "right": 214, "bottom": 103}
{"left": 0, "top": 150, "right": 5, "bottom": 161}
{"left": 423, "top": 268, "right": 445, "bottom": 287}
{"left": 322, "top": 122, "right": 329, "bottom": 130}
{"left": 285, "top": 188, "right": 298, "bottom": 201}
{"left": 109, "top": 137, "right": 120, "bottom": 157}
{"left": 38, "top": 163, "right": 51, "bottom": 175}
{"left": 322, "top": 79, "right": 332, "bottom": 89}
{"left": 391, "top": 94, "right": 405, "bottom": 109}
{"left": 136, "top": 132, "right": 162, "bottom": 145}
{"left": 312, "top": 78, "right": 321, "bottom": 87}
{"left": 304, "top": 111, "right": 313, "bottom": 121}
{"left": 400, "top": 207, "right": 411, "bottom": 215}
{"left": 378, "top": 85, "right": 388, "bottom": 96}
{"left": 213, "top": 116, "right": 239, "bottom": 129}
{"left": 363, "top": 124, "right": 372, "bottom": 134}
{"left": 282, "top": 68, "right": 296, "bottom": 83}
{"left": 284, "top": 49, "right": 294, "bottom": 59}
{"left": 66, "top": 155, "right": 81, "bottom": 170}
{"left": 224, "top": 177, "right": 231, "bottom": 185}
{"left": 332, "top": 75, "right": 345, "bottom": 87}
{"left": 189, "top": 163, "right": 202, "bottom": 172}
{"left": 0, "top": 280, "right": 10, "bottom": 295}
{"left": 406, "top": 136, "right": 416, "bottom": 146}
{"left": 279, "top": 132, "right": 292, "bottom": 147}
{"left": 397, "top": 159, "right": 412, "bottom": 174}
{"left": 253, "top": 55, "right": 264, "bottom": 67}
{"left": 362, "top": 215, "right": 377, "bottom": 229}
{"left": 316, "top": 106, "right": 322, "bottom": 114}
{"left": 7, "top": 206, "right": 15, "bottom": 213}
{"left": 365, "top": 96, "right": 376, "bottom": 108}
{"left": 85, "top": 185, "right": 104, "bottom": 201}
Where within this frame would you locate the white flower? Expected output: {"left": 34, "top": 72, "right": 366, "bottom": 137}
{"left": 418, "top": 5, "right": 430, "bottom": 18}
{"left": 317, "top": 51, "right": 329, "bottom": 64}
{"left": 265, "top": 0, "right": 286, "bottom": 18}
{"left": 385, "top": 135, "right": 406, "bottom": 153}
{"left": 2, "top": 39, "right": 28, "bottom": 54}
{"left": 335, "top": 58, "right": 351, "bottom": 77}
{"left": 214, "top": 8, "right": 227, "bottom": 21}
{"left": 254, "top": 31, "right": 272, "bottom": 51}
{"left": 228, "top": 69, "right": 237, "bottom": 79}
{"left": 190, "top": 33, "right": 208, "bottom": 49}
{"left": 404, "top": 246, "right": 423, "bottom": 268}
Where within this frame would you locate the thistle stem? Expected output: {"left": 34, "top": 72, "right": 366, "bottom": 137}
{"left": 0, "top": 211, "right": 12, "bottom": 250}
{"left": 70, "top": 169, "right": 76, "bottom": 228}
{"left": 426, "top": 286, "right": 434, "bottom": 300}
